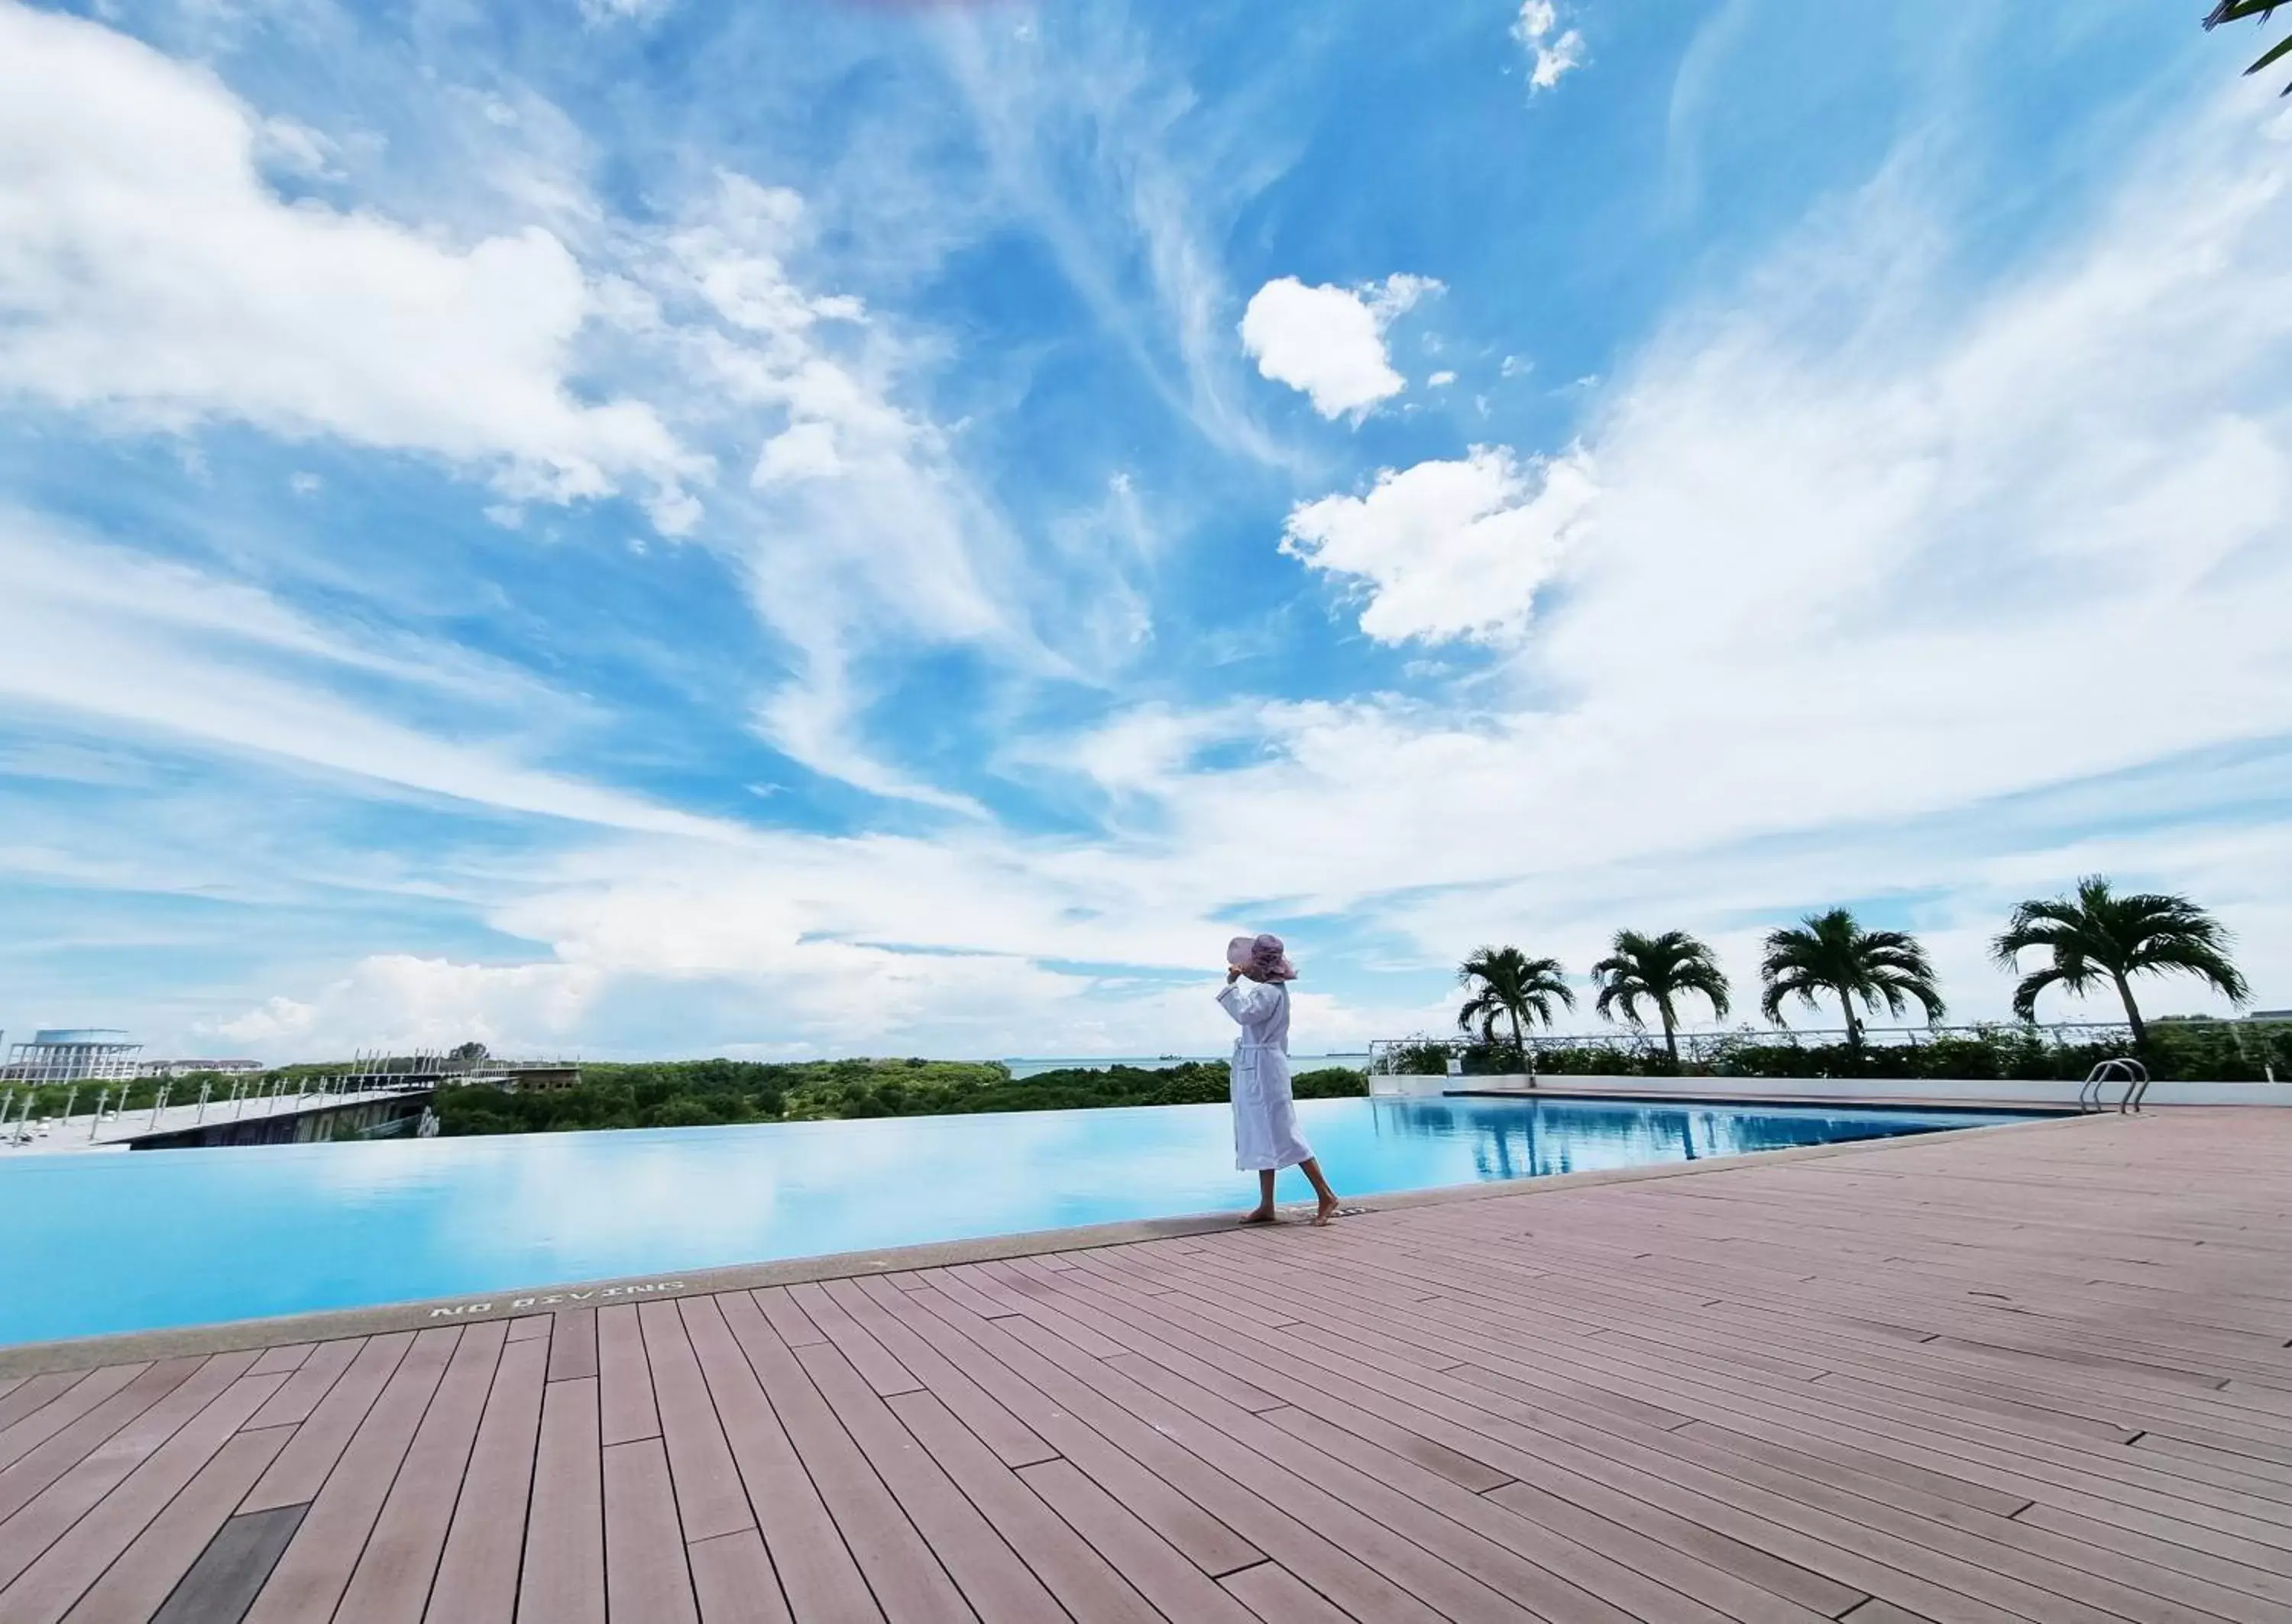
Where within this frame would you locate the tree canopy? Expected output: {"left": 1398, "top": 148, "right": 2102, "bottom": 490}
{"left": 1457, "top": 945, "right": 1575, "bottom": 1054}
{"left": 1759, "top": 908, "right": 1945, "bottom": 1048}
{"left": 1993, "top": 875, "right": 2248, "bottom": 1047}
{"left": 1591, "top": 929, "right": 1731, "bottom": 1068}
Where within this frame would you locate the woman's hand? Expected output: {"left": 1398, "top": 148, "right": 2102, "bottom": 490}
{"left": 1225, "top": 966, "right": 1243, "bottom": 983}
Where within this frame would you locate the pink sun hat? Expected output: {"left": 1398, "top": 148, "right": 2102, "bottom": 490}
{"left": 1226, "top": 933, "right": 1298, "bottom": 982}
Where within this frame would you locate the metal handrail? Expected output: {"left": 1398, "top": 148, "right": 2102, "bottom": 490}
{"left": 2078, "top": 1058, "right": 2149, "bottom": 1114}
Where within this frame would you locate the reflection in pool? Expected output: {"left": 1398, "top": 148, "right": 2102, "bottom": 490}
{"left": 0, "top": 1095, "right": 2018, "bottom": 1346}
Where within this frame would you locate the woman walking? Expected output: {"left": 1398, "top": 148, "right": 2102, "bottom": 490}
{"left": 1219, "top": 933, "right": 1342, "bottom": 1226}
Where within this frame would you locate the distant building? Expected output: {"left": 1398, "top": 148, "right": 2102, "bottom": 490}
{"left": 3, "top": 1029, "right": 144, "bottom": 1084}
{"left": 136, "top": 1058, "right": 266, "bottom": 1079}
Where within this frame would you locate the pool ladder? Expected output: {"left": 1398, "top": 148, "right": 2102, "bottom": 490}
{"left": 2077, "top": 1058, "right": 2150, "bottom": 1114}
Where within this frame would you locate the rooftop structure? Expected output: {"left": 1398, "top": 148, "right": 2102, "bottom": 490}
{"left": 2, "top": 1028, "right": 142, "bottom": 1085}
{"left": 135, "top": 1057, "right": 266, "bottom": 1079}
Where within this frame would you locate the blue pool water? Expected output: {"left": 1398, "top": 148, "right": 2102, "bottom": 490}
{"left": 0, "top": 1096, "right": 2019, "bottom": 1347}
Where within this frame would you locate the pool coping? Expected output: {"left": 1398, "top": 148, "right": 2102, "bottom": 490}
{"left": 1439, "top": 1086, "right": 2078, "bottom": 1116}
{"left": 0, "top": 1109, "right": 2090, "bottom": 1377}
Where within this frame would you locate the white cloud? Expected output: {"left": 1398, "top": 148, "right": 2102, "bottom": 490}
{"left": 581, "top": 0, "right": 675, "bottom": 22}
{"left": 1238, "top": 273, "right": 1442, "bottom": 419}
{"left": 752, "top": 420, "right": 844, "bottom": 485}
{"left": 217, "top": 958, "right": 604, "bottom": 1051}
{"left": 1428, "top": 370, "right": 1458, "bottom": 387}
{"left": 0, "top": 2, "right": 707, "bottom": 522}
{"left": 936, "top": 9, "right": 1292, "bottom": 466}
{"left": 0, "top": 514, "right": 736, "bottom": 839}
{"left": 1280, "top": 445, "right": 1598, "bottom": 643}
{"left": 619, "top": 171, "right": 1041, "bottom": 807}
{"left": 1513, "top": 2, "right": 1586, "bottom": 93}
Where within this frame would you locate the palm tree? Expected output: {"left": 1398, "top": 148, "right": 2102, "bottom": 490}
{"left": 1759, "top": 908, "right": 1945, "bottom": 1050}
{"left": 1457, "top": 946, "right": 1576, "bottom": 1063}
{"left": 1590, "top": 930, "right": 1731, "bottom": 1070}
{"left": 2206, "top": 2, "right": 2292, "bottom": 95}
{"left": 1993, "top": 875, "right": 2248, "bottom": 1049}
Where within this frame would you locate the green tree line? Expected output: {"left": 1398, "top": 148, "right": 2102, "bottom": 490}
{"left": 429, "top": 1058, "right": 1370, "bottom": 1137}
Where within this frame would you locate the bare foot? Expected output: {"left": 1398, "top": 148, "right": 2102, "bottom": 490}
{"left": 1311, "top": 1195, "right": 1342, "bottom": 1228}
{"left": 1238, "top": 1206, "right": 1277, "bottom": 1225}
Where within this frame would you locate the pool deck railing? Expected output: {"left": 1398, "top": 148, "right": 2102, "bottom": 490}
{"left": 0, "top": 1106, "right": 2287, "bottom": 1622}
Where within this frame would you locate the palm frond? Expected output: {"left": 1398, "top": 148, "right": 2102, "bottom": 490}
{"left": 2209, "top": 0, "right": 2292, "bottom": 95}
{"left": 1998, "top": 875, "right": 2247, "bottom": 1021}
{"left": 2010, "top": 965, "right": 2075, "bottom": 1023}
{"left": 2132, "top": 940, "right": 2252, "bottom": 1004}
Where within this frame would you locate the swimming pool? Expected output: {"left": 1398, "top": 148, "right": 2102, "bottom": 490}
{"left": 0, "top": 1096, "right": 2020, "bottom": 1347}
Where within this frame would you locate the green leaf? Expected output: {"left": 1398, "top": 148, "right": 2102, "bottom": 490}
{"left": 2247, "top": 31, "right": 2292, "bottom": 77}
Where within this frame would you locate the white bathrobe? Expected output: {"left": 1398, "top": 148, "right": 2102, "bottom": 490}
{"left": 1218, "top": 978, "right": 1314, "bottom": 1172}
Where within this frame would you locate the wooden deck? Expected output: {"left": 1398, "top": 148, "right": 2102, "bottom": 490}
{"left": 2, "top": 1108, "right": 2288, "bottom": 1623}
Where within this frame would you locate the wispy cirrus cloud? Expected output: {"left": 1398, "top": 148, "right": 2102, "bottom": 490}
{"left": 0, "top": 2, "right": 707, "bottom": 530}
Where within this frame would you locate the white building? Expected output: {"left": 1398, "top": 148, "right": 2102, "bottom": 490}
{"left": 3, "top": 1029, "right": 144, "bottom": 1084}
{"left": 136, "top": 1058, "right": 265, "bottom": 1079}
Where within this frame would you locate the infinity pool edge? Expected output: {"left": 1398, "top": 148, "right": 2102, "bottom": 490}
{"left": 0, "top": 1111, "right": 2083, "bottom": 1376}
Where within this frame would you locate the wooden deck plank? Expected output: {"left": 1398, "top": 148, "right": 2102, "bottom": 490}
{"left": 1222, "top": 1559, "right": 1374, "bottom": 1624}
{"left": 713, "top": 1291, "right": 974, "bottom": 1624}
{"left": 1165, "top": 1229, "right": 2287, "bottom": 1540}
{"left": 687, "top": 1528, "right": 793, "bottom": 1624}
{"left": 147, "top": 1505, "right": 306, "bottom": 1624}
{"left": 749, "top": 1286, "right": 830, "bottom": 1349}
{"left": 242, "top": 1325, "right": 462, "bottom": 1624}
{"left": 1012, "top": 1456, "right": 1263, "bottom": 1624}
{"left": 239, "top": 1330, "right": 416, "bottom": 1515}
{"left": 242, "top": 1335, "right": 364, "bottom": 1432}
{"left": 248, "top": 1344, "right": 316, "bottom": 1378}
{"left": 900, "top": 1276, "right": 1492, "bottom": 1624}
{"left": 1173, "top": 1256, "right": 2255, "bottom": 1621}
{"left": 793, "top": 1339, "right": 1066, "bottom": 1624}
{"left": 0, "top": 1358, "right": 205, "bottom": 1525}
{"left": 1030, "top": 1261, "right": 1868, "bottom": 1617}
{"left": 0, "top": 1351, "right": 264, "bottom": 1595}
{"left": 785, "top": 1282, "right": 923, "bottom": 1398}
{"left": 0, "top": 1373, "right": 86, "bottom": 1434}
{"left": 333, "top": 1318, "right": 509, "bottom": 1624}
{"left": 0, "top": 1368, "right": 287, "bottom": 1624}
{"left": 885, "top": 1279, "right": 1280, "bottom": 1584}
{"left": 0, "top": 1366, "right": 147, "bottom": 1471}
{"left": 548, "top": 1307, "right": 597, "bottom": 1381}
{"left": 854, "top": 1273, "right": 1260, "bottom": 1572}
{"left": 990, "top": 1312, "right": 1547, "bottom": 1624}
{"left": 1086, "top": 1331, "right": 1701, "bottom": 1624}
{"left": 597, "top": 1303, "right": 659, "bottom": 1447}
{"left": 58, "top": 1425, "right": 291, "bottom": 1624}
{"left": 675, "top": 1294, "right": 881, "bottom": 1624}
{"left": 835, "top": 1279, "right": 1057, "bottom": 1469}
{"left": 636, "top": 1299, "right": 752, "bottom": 1542}
{"left": 604, "top": 1437, "right": 699, "bottom": 1624}
{"left": 884, "top": 1388, "right": 1163, "bottom": 1624}
{"left": 426, "top": 1331, "right": 549, "bottom": 1624}
{"left": 518, "top": 1376, "right": 604, "bottom": 1624}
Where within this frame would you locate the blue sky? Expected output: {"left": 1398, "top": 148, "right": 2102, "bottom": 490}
{"left": 1, "top": 0, "right": 2287, "bottom": 1061}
